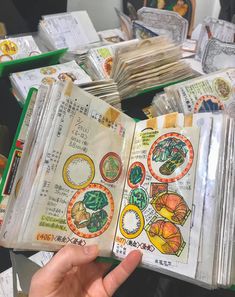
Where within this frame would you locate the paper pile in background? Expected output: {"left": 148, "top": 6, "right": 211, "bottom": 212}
{"left": 38, "top": 11, "right": 100, "bottom": 52}
{"left": 10, "top": 61, "right": 92, "bottom": 104}
{"left": 150, "top": 68, "right": 235, "bottom": 117}
{"left": 0, "top": 36, "right": 41, "bottom": 62}
{"left": 0, "top": 251, "right": 53, "bottom": 297}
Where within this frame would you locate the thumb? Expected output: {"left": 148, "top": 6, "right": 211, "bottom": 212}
{"left": 36, "top": 244, "right": 99, "bottom": 284}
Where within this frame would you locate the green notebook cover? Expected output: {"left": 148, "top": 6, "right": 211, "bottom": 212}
{"left": 0, "top": 48, "right": 67, "bottom": 77}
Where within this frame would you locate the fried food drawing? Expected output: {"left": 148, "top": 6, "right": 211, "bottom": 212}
{"left": 146, "top": 219, "right": 185, "bottom": 256}
{"left": 71, "top": 202, "right": 90, "bottom": 228}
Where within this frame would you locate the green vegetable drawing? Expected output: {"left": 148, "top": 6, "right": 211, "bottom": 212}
{"left": 129, "top": 165, "right": 143, "bottom": 185}
{"left": 83, "top": 191, "right": 108, "bottom": 211}
{"left": 129, "top": 188, "right": 148, "bottom": 210}
{"left": 87, "top": 209, "right": 108, "bottom": 233}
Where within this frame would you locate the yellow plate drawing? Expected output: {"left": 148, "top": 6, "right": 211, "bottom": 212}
{"left": 0, "top": 40, "right": 18, "bottom": 55}
{"left": 119, "top": 205, "right": 144, "bottom": 239}
{"left": 63, "top": 154, "right": 95, "bottom": 190}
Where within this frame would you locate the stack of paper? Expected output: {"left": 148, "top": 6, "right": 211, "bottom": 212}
{"left": 110, "top": 36, "right": 195, "bottom": 99}
{"left": 0, "top": 35, "right": 41, "bottom": 62}
{"left": 38, "top": 11, "right": 100, "bottom": 52}
{"left": 79, "top": 80, "right": 121, "bottom": 110}
{"left": 10, "top": 61, "right": 92, "bottom": 104}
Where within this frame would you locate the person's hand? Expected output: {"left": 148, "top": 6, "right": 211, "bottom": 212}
{"left": 29, "top": 244, "right": 142, "bottom": 297}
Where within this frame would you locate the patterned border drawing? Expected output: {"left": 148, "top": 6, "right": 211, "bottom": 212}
{"left": 194, "top": 95, "right": 224, "bottom": 113}
{"left": 100, "top": 152, "right": 122, "bottom": 183}
{"left": 67, "top": 183, "right": 114, "bottom": 238}
{"left": 147, "top": 132, "right": 194, "bottom": 183}
{"left": 63, "top": 154, "right": 95, "bottom": 190}
{"left": 202, "top": 38, "right": 235, "bottom": 74}
{"left": 127, "top": 161, "right": 146, "bottom": 188}
{"left": 119, "top": 204, "right": 145, "bottom": 239}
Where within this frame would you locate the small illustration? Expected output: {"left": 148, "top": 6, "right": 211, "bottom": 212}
{"left": 58, "top": 72, "right": 77, "bottom": 82}
{"left": 40, "top": 66, "right": 57, "bottom": 75}
{"left": 29, "top": 51, "right": 40, "bottom": 56}
{"left": 129, "top": 187, "right": 149, "bottom": 210}
{"left": 67, "top": 183, "right": 114, "bottom": 238}
{"left": 0, "top": 54, "right": 13, "bottom": 62}
{"left": 127, "top": 161, "right": 146, "bottom": 188}
{"left": 0, "top": 40, "right": 18, "bottom": 55}
{"left": 119, "top": 204, "right": 144, "bottom": 239}
{"left": 150, "top": 183, "right": 190, "bottom": 225}
{"left": 213, "top": 77, "right": 232, "bottom": 100}
{"left": 194, "top": 95, "right": 224, "bottom": 113}
{"left": 41, "top": 77, "right": 57, "bottom": 86}
{"left": 146, "top": 217, "right": 185, "bottom": 256}
{"left": 100, "top": 152, "right": 122, "bottom": 183}
{"left": 63, "top": 154, "right": 95, "bottom": 190}
{"left": 148, "top": 132, "right": 194, "bottom": 183}
{"left": 103, "top": 57, "right": 113, "bottom": 77}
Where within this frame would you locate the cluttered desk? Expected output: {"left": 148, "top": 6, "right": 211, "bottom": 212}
{"left": 0, "top": 1, "right": 235, "bottom": 296}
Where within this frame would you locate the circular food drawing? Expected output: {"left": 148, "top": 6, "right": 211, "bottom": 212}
{"left": 103, "top": 57, "right": 113, "bottom": 76}
{"left": 41, "top": 77, "right": 56, "bottom": 85}
{"left": 147, "top": 133, "right": 194, "bottom": 183}
{"left": 127, "top": 162, "right": 145, "bottom": 188}
{"left": 29, "top": 51, "right": 40, "bottom": 56}
{"left": 0, "top": 40, "right": 18, "bottom": 55}
{"left": 129, "top": 187, "right": 148, "bottom": 210}
{"left": 63, "top": 154, "right": 95, "bottom": 189}
{"left": 100, "top": 152, "right": 122, "bottom": 183}
{"left": 194, "top": 95, "right": 224, "bottom": 113}
{"left": 213, "top": 77, "right": 231, "bottom": 100}
{"left": 40, "top": 66, "right": 57, "bottom": 75}
{"left": 119, "top": 205, "right": 144, "bottom": 239}
{"left": 67, "top": 183, "right": 114, "bottom": 238}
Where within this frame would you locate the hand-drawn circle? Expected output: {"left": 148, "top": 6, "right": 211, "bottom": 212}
{"left": 63, "top": 154, "right": 95, "bottom": 189}
{"left": 0, "top": 40, "right": 18, "bottom": 55}
{"left": 100, "top": 152, "right": 122, "bottom": 183}
{"left": 213, "top": 77, "right": 232, "bottom": 100}
{"left": 147, "top": 132, "right": 194, "bottom": 183}
{"left": 67, "top": 183, "right": 114, "bottom": 238}
{"left": 127, "top": 161, "right": 146, "bottom": 188}
{"left": 193, "top": 95, "right": 224, "bottom": 113}
{"left": 129, "top": 187, "right": 148, "bottom": 210}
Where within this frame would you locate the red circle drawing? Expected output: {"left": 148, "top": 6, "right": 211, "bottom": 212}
{"left": 147, "top": 133, "right": 194, "bottom": 183}
{"left": 194, "top": 95, "right": 224, "bottom": 113}
{"left": 100, "top": 152, "right": 122, "bottom": 183}
{"left": 127, "top": 161, "right": 146, "bottom": 188}
{"left": 67, "top": 183, "right": 114, "bottom": 238}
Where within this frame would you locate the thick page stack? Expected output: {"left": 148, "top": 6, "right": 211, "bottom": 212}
{"left": 0, "top": 82, "right": 234, "bottom": 289}
{"left": 110, "top": 36, "right": 195, "bottom": 99}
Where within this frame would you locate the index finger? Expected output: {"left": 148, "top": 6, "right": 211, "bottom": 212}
{"left": 103, "top": 250, "right": 142, "bottom": 296}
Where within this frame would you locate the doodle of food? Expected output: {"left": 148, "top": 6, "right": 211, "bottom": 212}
{"left": 128, "top": 162, "right": 145, "bottom": 188}
{"left": 214, "top": 78, "right": 231, "bottom": 99}
{"left": 151, "top": 185, "right": 190, "bottom": 225}
{"left": 100, "top": 153, "right": 122, "bottom": 183}
{"left": 103, "top": 57, "right": 113, "bottom": 76}
{"left": 129, "top": 187, "right": 148, "bottom": 210}
{"left": 71, "top": 201, "right": 90, "bottom": 228}
{"left": 152, "top": 137, "right": 188, "bottom": 176}
{"left": 87, "top": 209, "right": 108, "bottom": 233}
{"left": 146, "top": 219, "right": 185, "bottom": 256}
{"left": 83, "top": 191, "right": 108, "bottom": 211}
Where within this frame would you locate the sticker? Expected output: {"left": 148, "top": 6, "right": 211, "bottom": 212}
{"left": 119, "top": 205, "right": 144, "bottom": 239}
{"left": 67, "top": 183, "right": 114, "bottom": 238}
{"left": 100, "top": 152, "right": 122, "bottom": 183}
{"left": 146, "top": 218, "right": 185, "bottom": 256}
{"left": 213, "top": 77, "right": 232, "bottom": 100}
{"left": 0, "top": 40, "right": 18, "bottom": 55}
{"left": 103, "top": 56, "right": 113, "bottom": 76}
{"left": 63, "top": 154, "right": 95, "bottom": 190}
{"left": 148, "top": 132, "right": 194, "bottom": 183}
{"left": 129, "top": 187, "right": 149, "bottom": 210}
{"left": 194, "top": 95, "right": 224, "bottom": 113}
{"left": 127, "top": 161, "right": 145, "bottom": 188}
{"left": 40, "top": 66, "right": 57, "bottom": 75}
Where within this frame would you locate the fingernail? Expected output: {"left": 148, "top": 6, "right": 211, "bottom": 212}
{"left": 83, "top": 245, "right": 98, "bottom": 255}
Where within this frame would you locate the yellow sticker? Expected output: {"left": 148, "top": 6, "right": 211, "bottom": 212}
{"left": 0, "top": 40, "right": 18, "bottom": 55}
